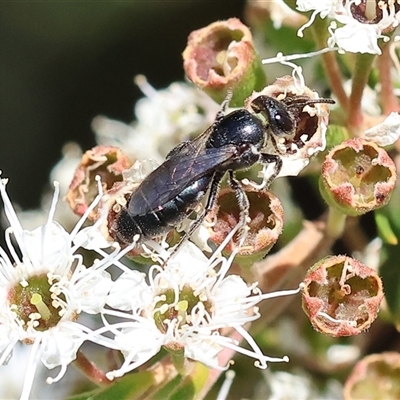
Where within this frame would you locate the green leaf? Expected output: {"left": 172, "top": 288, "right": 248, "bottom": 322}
{"left": 380, "top": 243, "right": 400, "bottom": 327}
{"left": 153, "top": 362, "right": 209, "bottom": 400}
{"left": 379, "top": 208, "right": 400, "bottom": 325}
{"left": 375, "top": 190, "right": 400, "bottom": 326}
{"left": 261, "top": 20, "right": 314, "bottom": 55}
{"left": 152, "top": 374, "right": 184, "bottom": 400}
{"left": 325, "top": 125, "right": 350, "bottom": 150}
{"left": 375, "top": 210, "right": 398, "bottom": 245}
{"left": 67, "top": 371, "right": 155, "bottom": 400}
{"left": 171, "top": 362, "right": 209, "bottom": 400}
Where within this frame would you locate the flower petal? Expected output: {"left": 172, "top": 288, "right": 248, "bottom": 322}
{"left": 364, "top": 112, "right": 400, "bottom": 146}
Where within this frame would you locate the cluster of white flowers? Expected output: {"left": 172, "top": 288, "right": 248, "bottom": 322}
{"left": 103, "top": 237, "right": 301, "bottom": 380}
{"left": 0, "top": 176, "right": 115, "bottom": 399}
{"left": 0, "top": 170, "right": 300, "bottom": 399}
{"left": 92, "top": 76, "right": 220, "bottom": 163}
{"left": 296, "top": 0, "right": 400, "bottom": 54}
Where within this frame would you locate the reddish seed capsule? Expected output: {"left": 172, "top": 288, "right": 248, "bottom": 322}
{"left": 206, "top": 185, "right": 284, "bottom": 264}
{"left": 182, "top": 18, "right": 265, "bottom": 106}
{"left": 344, "top": 352, "right": 400, "bottom": 400}
{"left": 302, "top": 255, "right": 384, "bottom": 337}
{"left": 320, "top": 138, "right": 396, "bottom": 216}
{"left": 67, "top": 145, "right": 132, "bottom": 219}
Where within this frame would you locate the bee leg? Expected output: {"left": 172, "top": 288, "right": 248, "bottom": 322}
{"left": 259, "top": 153, "right": 283, "bottom": 188}
{"left": 162, "top": 171, "right": 224, "bottom": 265}
{"left": 214, "top": 89, "right": 233, "bottom": 123}
{"left": 228, "top": 170, "right": 250, "bottom": 247}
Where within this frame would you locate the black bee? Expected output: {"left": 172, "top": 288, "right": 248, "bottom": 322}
{"left": 111, "top": 93, "right": 334, "bottom": 249}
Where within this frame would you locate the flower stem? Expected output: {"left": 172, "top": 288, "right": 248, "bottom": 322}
{"left": 168, "top": 347, "right": 186, "bottom": 375}
{"left": 347, "top": 53, "right": 376, "bottom": 129}
{"left": 326, "top": 206, "right": 347, "bottom": 239}
{"left": 74, "top": 350, "right": 112, "bottom": 386}
{"left": 311, "top": 17, "right": 348, "bottom": 109}
{"left": 378, "top": 41, "right": 400, "bottom": 114}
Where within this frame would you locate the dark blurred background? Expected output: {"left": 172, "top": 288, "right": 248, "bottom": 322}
{"left": 0, "top": 1, "right": 245, "bottom": 210}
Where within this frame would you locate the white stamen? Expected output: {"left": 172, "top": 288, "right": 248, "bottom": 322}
{"left": 259, "top": 285, "right": 301, "bottom": 301}
{"left": 134, "top": 74, "right": 158, "bottom": 98}
{"left": 317, "top": 311, "right": 357, "bottom": 327}
{"left": 70, "top": 175, "right": 103, "bottom": 239}
{"left": 208, "top": 219, "right": 242, "bottom": 275}
{"left": 47, "top": 181, "right": 60, "bottom": 226}
{"left": 297, "top": 9, "right": 320, "bottom": 38}
{"left": 0, "top": 174, "right": 24, "bottom": 245}
{"left": 19, "top": 338, "right": 41, "bottom": 400}
{"left": 0, "top": 339, "right": 18, "bottom": 366}
{"left": 5, "top": 228, "right": 22, "bottom": 266}
{"left": 262, "top": 48, "right": 338, "bottom": 64}
{"left": 46, "top": 363, "right": 67, "bottom": 384}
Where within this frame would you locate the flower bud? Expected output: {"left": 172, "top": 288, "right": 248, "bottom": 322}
{"left": 302, "top": 255, "right": 384, "bottom": 337}
{"left": 344, "top": 352, "right": 400, "bottom": 400}
{"left": 206, "top": 185, "right": 284, "bottom": 264}
{"left": 320, "top": 138, "right": 396, "bottom": 216}
{"left": 67, "top": 145, "right": 132, "bottom": 219}
{"left": 182, "top": 18, "right": 266, "bottom": 106}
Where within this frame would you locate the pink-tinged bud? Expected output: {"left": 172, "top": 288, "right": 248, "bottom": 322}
{"left": 67, "top": 145, "right": 132, "bottom": 219}
{"left": 320, "top": 138, "right": 396, "bottom": 216}
{"left": 206, "top": 186, "right": 284, "bottom": 264}
{"left": 302, "top": 255, "right": 384, "bottom": 337}
{"left": 182, "top": 18, "right": 265, "bottom": 106}
{"left": 344, "top": 352, "right": 400, "bottom": 400}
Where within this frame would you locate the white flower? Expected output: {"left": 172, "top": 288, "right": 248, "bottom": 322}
{"left": 327, "top": 20, "right": 386, "bottom": 54}
{"left": 0, "top": 343, "right": 84, "bottom": 400}
{"left": 297, "top": 0, "right": 400, "bottom": 54}
{"left": 92, "top": 77, "right": 219, "bottom": 163}
{"left": 296, "top": 0, "right": 344, "bottom": 17}
{"left": 0, "top": 175, "right": 117, "bottom": 400}
{"left": 296, "top": 0, "right": 346, "bottom": 37}
{"left": 364, "top": 112, "right": 400, "bottom": 146}
{"left": 102, "top": 240, "right": 300, "bottom": 379}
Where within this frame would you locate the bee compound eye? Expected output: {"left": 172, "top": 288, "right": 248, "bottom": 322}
{"left": 274, "top": 111, "right": 295, "bottom": 135}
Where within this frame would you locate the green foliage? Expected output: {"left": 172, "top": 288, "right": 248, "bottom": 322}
{"left": 67, "top": 372, "right": 155, "bottom": 400}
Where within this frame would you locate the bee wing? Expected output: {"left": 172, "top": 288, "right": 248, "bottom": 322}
{"left": 164, "top": 123, "right": 215, "bottom": 160}
{"left": 128, "top": 144, "right": 236, "bottom": 216}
